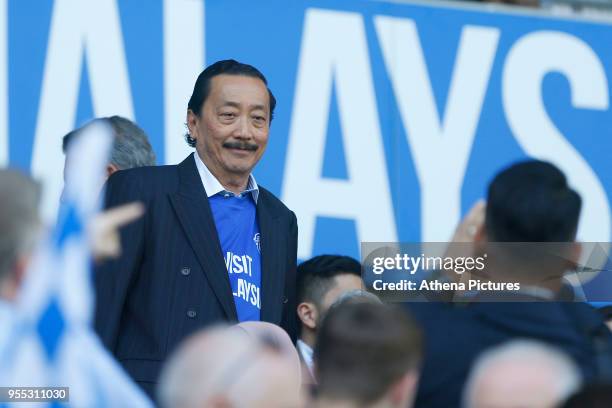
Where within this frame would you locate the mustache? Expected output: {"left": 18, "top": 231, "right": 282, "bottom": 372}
{"left": 223, "top": 141, "right": 258, "bottom": 151}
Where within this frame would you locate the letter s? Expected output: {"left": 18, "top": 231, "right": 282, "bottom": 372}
{"left": 503, "top": 31, "right": 610, "bottom": 242}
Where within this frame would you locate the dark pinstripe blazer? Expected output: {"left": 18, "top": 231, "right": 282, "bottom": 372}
{"left": 93, "top": 153, "right": 298, "bottom": 396}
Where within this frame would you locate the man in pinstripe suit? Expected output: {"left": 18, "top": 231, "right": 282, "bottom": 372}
{"left": 94, "top": 60, "right": 298, "bottom": 398}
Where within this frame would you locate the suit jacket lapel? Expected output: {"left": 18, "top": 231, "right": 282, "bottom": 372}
{"left": 258, "top": 194, "right": 284, "bottom": 324}
{"left": 169, "top": 154, "right": 237, "bottom": 321}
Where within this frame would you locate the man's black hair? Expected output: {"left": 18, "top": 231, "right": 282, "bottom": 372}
{"left": 486, "top": 160, "right": 581, "bottom": 242}
{"left": 296, "top": 255, "right": 362, "bottom": 307}
{"left": 185, "top": 59, "right": 277, "bottom": 147}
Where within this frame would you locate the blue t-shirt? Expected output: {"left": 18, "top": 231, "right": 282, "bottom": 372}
{"left": 209, "top": 193, "right": 261, "bottom": 322}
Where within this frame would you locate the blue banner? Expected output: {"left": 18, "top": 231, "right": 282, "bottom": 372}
{"left": 2, "top": 0, "right": 612, "bottom": 267}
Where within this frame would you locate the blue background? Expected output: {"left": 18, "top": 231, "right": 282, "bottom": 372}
{"left": 5, "top": 0, "right": 612, "bottom": 267}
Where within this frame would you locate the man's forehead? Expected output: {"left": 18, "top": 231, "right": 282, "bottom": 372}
{"left": 209, "top": 74, "right": 269, "bottom": 107}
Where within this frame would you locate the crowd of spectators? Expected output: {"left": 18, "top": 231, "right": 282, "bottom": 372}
{"left": 4, "top": 150, "right": 612, "bottom": 406}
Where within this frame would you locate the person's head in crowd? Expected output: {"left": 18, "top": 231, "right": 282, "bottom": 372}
{"left": 329, "top": 289, "right": 382, "bottom": 309}
{"left": 484, "top": 160, "right": 580, "bottom": 243}
{"left": 463, "top": 340, "right": 582, "bottom": 408}
{"left": 314, "top": 302, "right": 423, "bottom": 408}
{"left": 62, "top": 115, "right": 156, "bottom": 179}
{"left": 0, "top": 169, "right": 42, "bottom": 301}
{"left": 296, "top": 255, "right": 363, "bottom": 348}
{"left": 185, "top": 59, "right": 276, "bottom": 192}
{"left": 562, "top": 383, "right": 612, "bottom": 408}
{"left": 235, "top": 321, "right": 302, "bottom": 384}
{"left": 473, "top": 160, "right": 582, "bottom": 290}
{"left": 158, "top": 324, "right": 303, "bottom": 408}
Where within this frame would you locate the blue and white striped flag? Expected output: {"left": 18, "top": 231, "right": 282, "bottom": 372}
{"left": 0, "top": 123, "right": 152, "bottom": 407}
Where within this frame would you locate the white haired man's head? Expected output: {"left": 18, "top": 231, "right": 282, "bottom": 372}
{"left": 463, "top": 340, "right": 582, "bottom": 408}
{"left": 158, "top": 324, "right": 303, "bottom": 408}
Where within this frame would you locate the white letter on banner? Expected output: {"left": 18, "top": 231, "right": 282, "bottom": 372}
{"left": 503, "top": 31, "right": 610, "bottom": 241}
{"left": 163, "top": 0, "right": 204, "bottom": 164}
{"left": 0, "top": 0, "right": 6, "bottom": 166}
{"left": 31, "top": 0, "right": 134, "bottom": 222}
{"left": 375, "top": 16, "right": 499, "bottom": 242}
{"left": 282, "top": 9, "right": 397, "bottom": 259}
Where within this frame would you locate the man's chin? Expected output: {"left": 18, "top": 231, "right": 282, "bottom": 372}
{"left": 222, "top": 155, "right": 261, "bottom": 173}
{"left": 223, "top": 162, "right": 257, "bottom": 177}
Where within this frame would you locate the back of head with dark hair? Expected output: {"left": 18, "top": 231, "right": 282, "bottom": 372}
{"left": 296, "top": 255, "right": 362, "bottom": 307}
{"left": 62, "top": 116, "right": 156, "bottom": 169}
{"left": 486, "top": 160, "right": 581, "bottom": 242}
{"left": 185, "top": 59, "right": 277, "bottom": 147}
{"left": 314, "top": 302, "right": 423, "bottom": 405}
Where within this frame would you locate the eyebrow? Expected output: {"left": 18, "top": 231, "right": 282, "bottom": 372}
{"left": 221, "top": 101, "right": 268, "bottom": 112}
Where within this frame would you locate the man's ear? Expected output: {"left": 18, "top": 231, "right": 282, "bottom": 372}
{"left": 106, "top": 163, "right": 120, "bottom": 177}
{"left": 186, "top": 109, "right": 199, "bottom": 141}
{"left": 297, "top": 302, "right": 318, "bottom": 330}
{"left": 388, "top": 371, "right": 419, "bottom": 408}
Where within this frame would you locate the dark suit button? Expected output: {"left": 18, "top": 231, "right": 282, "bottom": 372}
{"left": 187, "top": 309, "right": 197, "bottom": 318}
{"left": 283, "top": 297, "right": 289, "bottom": 304}
{"left": 181, "top": 267, "right": 191, "bottom": 276}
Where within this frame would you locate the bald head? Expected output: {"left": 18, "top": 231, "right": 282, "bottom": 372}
{"left": 158, "top": 324, "right": 303, "bottom": 408}
{"left": 235, "top": 321, "right": 302, "bottom": 378}
{"left": 463, "top": 340, "right": 582, "bottom": 408}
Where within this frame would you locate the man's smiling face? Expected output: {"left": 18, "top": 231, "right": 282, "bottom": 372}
{"left": 188, "top": 74, "right": 271, "bottom": 183}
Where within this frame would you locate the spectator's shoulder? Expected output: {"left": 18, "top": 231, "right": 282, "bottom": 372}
{"left": 105, "top": 164, "right": 179, "bottom": 199}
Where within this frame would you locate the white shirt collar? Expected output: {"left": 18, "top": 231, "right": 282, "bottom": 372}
{"left": 193, "top": 153, "right": 259, "bottom": 203}
{"left": 297, "top": 339, "right": 314, "bottom": 375}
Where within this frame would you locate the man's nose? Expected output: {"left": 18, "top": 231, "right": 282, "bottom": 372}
{"left": 233, "top": 116, "right": 253, "bottom": 139}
